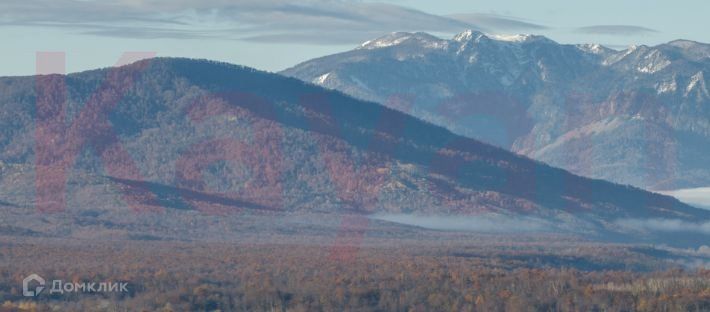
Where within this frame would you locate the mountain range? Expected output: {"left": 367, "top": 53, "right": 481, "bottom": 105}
{"left": 282, "top": 30, "right": 710, "bottom": 191}
{"left": 0, "top": 58, "right": 708, "bottom": 244}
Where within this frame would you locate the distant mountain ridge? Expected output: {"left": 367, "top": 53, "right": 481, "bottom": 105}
{"left": 0, "top": 58, "right": 708, "bottom": 244}
{"left": 282, "top": 30, "right": 710, "bottom": 190}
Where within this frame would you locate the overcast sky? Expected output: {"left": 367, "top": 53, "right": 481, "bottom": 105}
{"left": 1, "top": 0, "right": 709, "bottom": 76}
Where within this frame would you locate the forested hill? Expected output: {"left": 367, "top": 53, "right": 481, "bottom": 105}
{"left": 0, "top": 58, "right": 707, "bottom": 240}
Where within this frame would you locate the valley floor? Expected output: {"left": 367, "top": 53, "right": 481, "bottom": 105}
{"left": 1, "top": 225, "right": 710, "bottom": 311}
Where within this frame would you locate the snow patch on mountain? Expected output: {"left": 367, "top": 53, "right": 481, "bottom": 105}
{"left": 603, "top": 45, "right": 647, "bottom": 66}
{"left": 668, "top": 40, "right": 705, "bottom": 50}
{"left": 490, "top": 34, "right": 532, "bottom": 42}
{"left": 359, "top": 32, "right": 413, "bottom": 49}
{"left": 359, "top": 32, "right": 447, "bottom": 50}
{"left": 314, "top": 72, "right": 331, "bottom": 85}
{"left": 656, "top": 78, "right": 678, "bottom": 94}
{"left": 453, "top": 30, "right": 486, "bottom": 42}
{"left": 685, "top": 71, "right": 709, "bottom": 98}
{"left": 577, "top": 43, "right": 609, "bottom": 55}
{"left": 453, "top": 30, "right": 552, "bottom": 45}
{"left": 637, "top": 50, "right": 671, "bottom": 74}
{"left": 489, "top": 33, "right": 547, "bottom": 43}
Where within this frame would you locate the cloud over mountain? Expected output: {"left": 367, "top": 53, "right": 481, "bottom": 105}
{"left": 0, "top": 0, "right": 477, "bottom": 44}
{"left": 575, "top": 25, "right": 658, "bottom": 36}
{"left": 448, "top": 13, "right": 548, "bottom": 31}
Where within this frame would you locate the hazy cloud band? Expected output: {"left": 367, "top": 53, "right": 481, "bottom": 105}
{"left": 575, "top": 25, "right": 658, "bottom": 36}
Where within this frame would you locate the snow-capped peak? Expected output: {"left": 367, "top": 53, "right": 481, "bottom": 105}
{"left": 359, "top": 32, "right": 447, "bottom": 50}
{"left": 489, "top": 34, "right": 541, "bottom": 43}
{"left": 453, "top": 30, "right": 487, "bottom": 42}
{"left": 359, "top": 32, "right": 414, "bottom": 49}
{"left": 626, "top": 44, "right": 651, "bottom": 53}
{"left": 576, "top": 43, "right": 612, "bottom": 55}
{"left": 667, "top": 39, "right": 706, "bottom": 49}
{"left": 666, "top": 39, "right": 710, "bottom": 61}
{"left": 361, "top": 30, "right": 558, "bottom": 52}
{"left": 453, "top": 30, "right": 551, "bottom": 44}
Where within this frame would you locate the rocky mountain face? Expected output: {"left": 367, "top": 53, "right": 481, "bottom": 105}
{"left": 0, "top": 58, "right": 707, "bottom": 242}
{"left": 282, "top": 30, "right": 710, "bottom": 190}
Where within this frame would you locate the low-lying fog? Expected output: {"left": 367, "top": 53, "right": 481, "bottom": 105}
{"left": 370, "top": 213, "right": 556, "bottom": 233}
{"left": 659, "top": 187, "right": 710, "bottom": 210}
{"left": 370, "top": 214, "right": 710, "bottom": 236}
{"left": 615, "top": 219, "right": 710, "bottom": 235}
